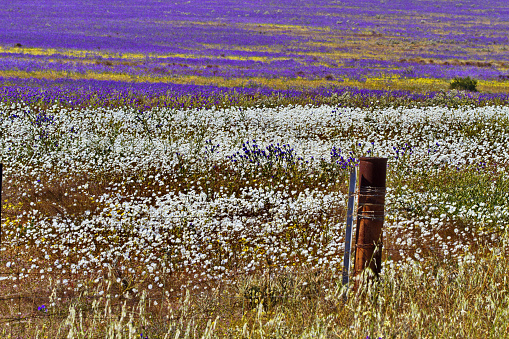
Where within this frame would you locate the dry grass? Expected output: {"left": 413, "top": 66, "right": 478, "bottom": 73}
{"left": 1, "top": 241, "right": 509, "bottom": 338}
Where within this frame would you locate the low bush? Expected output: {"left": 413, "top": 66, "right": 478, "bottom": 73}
{"left": 449, "top": 76, "right": 478, "bottom": 92}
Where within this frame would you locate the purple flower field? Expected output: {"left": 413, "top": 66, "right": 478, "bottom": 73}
{"left": 1, "top": 0, "right": 509, "bottom": 101}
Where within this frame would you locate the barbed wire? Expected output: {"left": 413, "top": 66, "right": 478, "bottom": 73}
{"left": 0, "top": 246, "right": 504, "bottom": 326}
{"left": 0, "top": 284, "right": 334, "bottom": 325}
{"left": 2, "top": 184, "right": 507, "bottom": 328}
{"left": 0, "top": 313, "right": 230, "bottom": 326}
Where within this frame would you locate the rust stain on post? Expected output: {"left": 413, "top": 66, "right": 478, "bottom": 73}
{"left": 354, "top": 157, "right": 387, "bottom": 280}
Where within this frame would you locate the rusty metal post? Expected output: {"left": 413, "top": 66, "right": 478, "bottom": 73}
{"left": 354, "top": 157, "right": 387, "bottom": 282}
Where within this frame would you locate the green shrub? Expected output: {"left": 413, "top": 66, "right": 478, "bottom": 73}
{"left": 450, "top": 76, "right": 478, "bottom": 92}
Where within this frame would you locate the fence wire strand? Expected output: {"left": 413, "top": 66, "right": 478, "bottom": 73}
{"left": 1, "top": 179, "right": 507, "bottom": 327}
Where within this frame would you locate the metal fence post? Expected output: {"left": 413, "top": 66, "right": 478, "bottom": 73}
{"left": 342, "top": 167, "right": 357, "bottom": 287}
{"left": 354, "top": 157, "right": 387, "bottom": 282}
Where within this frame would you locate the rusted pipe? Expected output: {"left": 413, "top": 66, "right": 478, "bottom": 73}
{"left": 354, "top": 157, "right": 387, "bottom": 281}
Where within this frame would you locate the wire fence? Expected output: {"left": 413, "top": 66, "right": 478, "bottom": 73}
{"left": 1, "top": 164, "right": 507, "bottom": 329}
{"left": 0, "top": 262, "right": 341, "bottom": 329}
{"left": 0, "top": 220, "right": 502, "bottom": 329}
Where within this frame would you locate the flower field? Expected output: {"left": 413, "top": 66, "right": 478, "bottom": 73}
{"left": 2, "top": 99, "right": 509, "bottom": 337}
{"left": 2, "top": 0, "right": 509, "bottom": 337}
{"left": 1, "top": 0, "right": 509, "bottom": 92}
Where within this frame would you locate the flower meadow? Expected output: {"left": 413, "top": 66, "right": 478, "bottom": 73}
{"left": 2, "top": 97, "right": 509, "bottom": 337}
{"left": 1, "top": 0, "right": 509, "bottom": 92}
{"left": 2, "top": 0, "right": 509, "bottom": 337}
